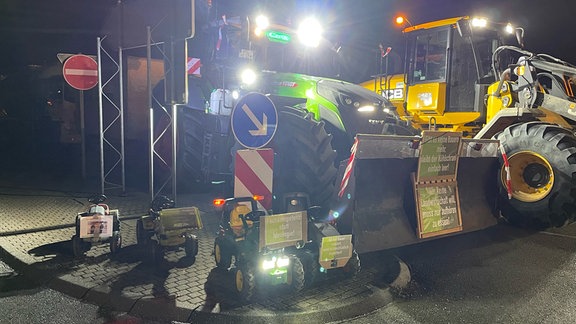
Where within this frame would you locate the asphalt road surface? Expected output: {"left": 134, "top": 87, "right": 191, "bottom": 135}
{"left": 0, "top": 257, "right": 160, "bottom": 324}
{"left": 337, "top": 223, "right": 576, "bottom": 323}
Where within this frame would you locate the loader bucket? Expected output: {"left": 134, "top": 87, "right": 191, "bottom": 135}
{"left": 333, "top": 134, "right": 499, "bottom": 254}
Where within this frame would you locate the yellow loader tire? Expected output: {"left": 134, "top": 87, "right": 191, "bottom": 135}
{"left": 495, "top": 122, "right": 576, "bottom": 228}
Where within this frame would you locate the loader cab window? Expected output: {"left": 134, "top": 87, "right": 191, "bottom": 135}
{"left": 448, "top": 28, "right": 500, "bottom": 113}
{"left": 412, "top": 29, "right": 448, "bottom": 83}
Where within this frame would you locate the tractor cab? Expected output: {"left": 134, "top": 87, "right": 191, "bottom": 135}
{"left": 400, "top": 16, "right": 522, "bottom": 132}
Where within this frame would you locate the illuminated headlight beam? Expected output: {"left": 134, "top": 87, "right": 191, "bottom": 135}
{"left": 241, "top": 68, "right": 257, "bottom": 85}
{"left": 357, "top": 105, "right": 375, "bottom": 113}
{"left": 298, "top": 17, "right": 323, "bottom": 48}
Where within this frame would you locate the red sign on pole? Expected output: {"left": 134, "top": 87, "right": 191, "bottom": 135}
{"left": 62, "top": 54, "right": 98, "bottom": 90}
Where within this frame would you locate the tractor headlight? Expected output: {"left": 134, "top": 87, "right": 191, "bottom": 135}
{"left": 277, "top": 256, "right": 290, "bottom": 268}
{"left": 262, "top": 257, "right": 276, "bottom": 270}
{"left": 261, "top": 255, "right": 290, "bottom": 270}
{"left": 240, "top": 68, "right": 257, "bottom": 86}
{"left": 357, "top": 105, "right": 375, "bottom": 113}
{"left": 471, "top": 17, "right": 487, "bottom": 28}
{"left": 255, "top": 15, "right": 270, "bottom": 30}
{"left": 298, "top": 17, "right": 323, "bottom": 48}
{"left": 232, "top": 90, "right": 240, "bottom": 100}
{"left": 254, "top": 15, "right": 270, "bottom": 37}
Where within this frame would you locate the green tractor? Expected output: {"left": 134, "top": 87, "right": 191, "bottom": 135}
{"left": 176, "top": 71, "right": 403, "bottom": 210}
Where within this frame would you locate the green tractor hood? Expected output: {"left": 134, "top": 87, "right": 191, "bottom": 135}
{"left": 261, "top": 72, "right": 400, "bottom": 137}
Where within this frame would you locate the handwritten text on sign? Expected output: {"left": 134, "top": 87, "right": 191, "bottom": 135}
{"left": 418, "top": 131, "right": 462, "bottom": 181}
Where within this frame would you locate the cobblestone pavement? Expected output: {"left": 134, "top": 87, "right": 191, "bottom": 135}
{"left": 0, "top": 184, "right": 395, "bottom": 323}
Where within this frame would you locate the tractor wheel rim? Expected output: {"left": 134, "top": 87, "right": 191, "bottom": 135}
{"left": 236, "top": 269, "right": 244, "bottom": 292}
{"left": 503, "top": 151, "right": 554, "bottom": 202}
{"left": 215, "top": 244, "right": 221, "bottom": 263}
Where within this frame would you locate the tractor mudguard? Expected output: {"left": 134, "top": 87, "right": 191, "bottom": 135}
{"left": 333, "top": 134, "right": 499, "bottom": 254}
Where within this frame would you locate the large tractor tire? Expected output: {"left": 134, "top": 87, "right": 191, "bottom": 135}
{"left": 176, "top": 109, "right": 211, "bottom": 191}
{"left": 270, "top": 107, "right": 338, "bottom": 210}
{"left": 495, "top": 122, "right": 576, "bottom": 228}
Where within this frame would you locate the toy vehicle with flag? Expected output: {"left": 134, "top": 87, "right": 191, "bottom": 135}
{"left": 71, "top": 194, "right": 122, "bottom": 258}
{"left": 136, "top": 196, "right": 202, "bottom": 262}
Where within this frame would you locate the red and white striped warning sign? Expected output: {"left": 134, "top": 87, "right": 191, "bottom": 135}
{"left": 187, "top": 57, "right": 201, "bottom": 75}
{"left": 338, "top": 137, "right": 359, "bottom": 198}
{"left": 234, "top": 149, "right": 274, "bottom": 211}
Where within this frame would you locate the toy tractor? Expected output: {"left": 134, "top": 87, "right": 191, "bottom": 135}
{"left": 71, "top": 194, "right": 122, "bottom": 258}
{"left": 279, "top": 193, "right": 361, "bottom": 287}
{"left": 213, "top": 196, "right": 306, "bottom": 302}
{"left": 136, "top": 196, "right": 202, "bottom": 263}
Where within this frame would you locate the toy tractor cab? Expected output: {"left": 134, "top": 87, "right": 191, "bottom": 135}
{"left": 136, "top": 195, "right": 202, "bottom": 263}
{"left": 71, "top": 194, "right": 122, "bottom": 258}
{"left": 213, "top": 196, "right": 305, "bottom": 302}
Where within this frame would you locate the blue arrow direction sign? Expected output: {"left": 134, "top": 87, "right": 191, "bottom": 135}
{"left": 231, "top": 92, "right": 278, "bottom": 149}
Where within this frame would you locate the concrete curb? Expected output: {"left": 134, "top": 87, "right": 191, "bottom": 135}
{"left": 186, "top": 285, "right": 393, "bottom": 324}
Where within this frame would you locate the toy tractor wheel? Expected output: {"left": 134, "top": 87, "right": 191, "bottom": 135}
{"left": 148, "top": 240, "right": 163, "bottom": 264}
{"left": 136, "top": 219, "right": 151, "bottom": 245}
{"left": 234, "top": 264, "right": 256, "bottom": 302}
{"left": 71, "top": 235, "right": 85, "bottom": 258}
{"left": 110, "top": 231, "right": 122, "bottom": 254}
{"left": 299, "top": 249, "right": 320, "bottom": 287}
{"left": 287, "top": 256, "right": 305, "bottom": 292}
{"left": 342, "top": 250, "right": 361, "bottom": 278}
{"left": 214, "top": 237, "right": 233, "bottom": 269}
{"left": 185, "top": 234, "right": 199, "bottom": 258}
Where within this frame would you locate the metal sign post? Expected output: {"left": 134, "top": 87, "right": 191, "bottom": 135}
{"left": 62, "top": 54, "right": 99, "bottom": 180}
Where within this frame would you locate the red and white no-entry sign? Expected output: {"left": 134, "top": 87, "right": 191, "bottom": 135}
{"left": 62, "top": 54, "right": 98, "bottom": 90}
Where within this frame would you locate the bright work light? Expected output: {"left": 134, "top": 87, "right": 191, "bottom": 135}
{"left": 240, "top": 68, "right": 257, "bottom": 85}
{"left": 357, "top": 105, "right": 375, "bottom": 113}
{"left": 254, "top": 15, "right": 270, "bottom": 37}
{"left": 471, "top": 17, "right": 487, "bottom": 28}
{"left": 298, "top": 17, "right": 323, "bottom": 47}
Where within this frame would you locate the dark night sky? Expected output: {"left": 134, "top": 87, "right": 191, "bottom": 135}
{"left": 0, "top": 0, "right": 574, "bottom": 80}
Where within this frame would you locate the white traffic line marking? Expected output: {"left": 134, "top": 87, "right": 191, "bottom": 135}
{"left": 539, "top": 231, "right": 576, "bottom": 239}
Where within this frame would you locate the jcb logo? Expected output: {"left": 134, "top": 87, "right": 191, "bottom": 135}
{"left": 382, "top": 88, "right": 404, "bottom": 100}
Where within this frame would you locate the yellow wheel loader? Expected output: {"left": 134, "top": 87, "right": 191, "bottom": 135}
{"left": 358, "top": 16, "right": 576, "bottom": 232}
